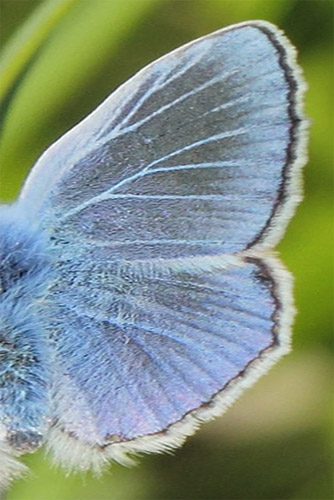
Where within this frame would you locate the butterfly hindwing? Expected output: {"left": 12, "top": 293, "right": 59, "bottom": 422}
{"left": 45, "top": 256, "right": 291, "bottom": 462}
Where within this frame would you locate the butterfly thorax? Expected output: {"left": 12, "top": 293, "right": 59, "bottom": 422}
{"left": 0, "top": 204, "right": 52, "bottom": 453}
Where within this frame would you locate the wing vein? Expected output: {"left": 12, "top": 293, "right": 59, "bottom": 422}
{"left": 59, "top": 127, "right": 248, "bottom": 221}
{"left": 107, "top": 70, "right": 237, "bottom": 139}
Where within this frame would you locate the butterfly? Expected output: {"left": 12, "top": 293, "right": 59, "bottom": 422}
{"left": 0, "top": 20, "right": 307, "bottom": 488}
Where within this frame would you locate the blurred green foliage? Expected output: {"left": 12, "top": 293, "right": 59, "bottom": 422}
{"left": 0, "top": 0, "right": 333, "bottom": 499}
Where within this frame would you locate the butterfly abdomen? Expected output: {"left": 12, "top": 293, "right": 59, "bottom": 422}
{"left": 0, "top": 204, "right": 52, "bottom": 454}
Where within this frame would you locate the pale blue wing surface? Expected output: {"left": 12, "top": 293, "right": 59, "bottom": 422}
{"left": 13, "top": 21, "right": 303, "bottom": 459}
{"left": 47, "top": 259, "right": 281, "bottom": 444}
{"left": 0, "top": 19, "right": 306, "bottom": 479}
{"left": 19, "top": 23, "right": 302, "bottom": 259}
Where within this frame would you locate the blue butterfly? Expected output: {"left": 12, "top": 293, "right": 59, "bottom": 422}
{"left": 0, "top": 20, "right": 307, "bottom": 487}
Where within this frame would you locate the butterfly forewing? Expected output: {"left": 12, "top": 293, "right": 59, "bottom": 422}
{"left": 20, "top": 23, "right": 302, "bottom": 259}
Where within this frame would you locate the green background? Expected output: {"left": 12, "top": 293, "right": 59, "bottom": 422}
{"left": 0, "top": 1, "right": 332, "bottom": 499}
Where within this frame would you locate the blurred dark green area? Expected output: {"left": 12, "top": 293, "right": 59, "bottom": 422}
{"left": 0, "top": 0, "right": 332, "bottom": 499}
